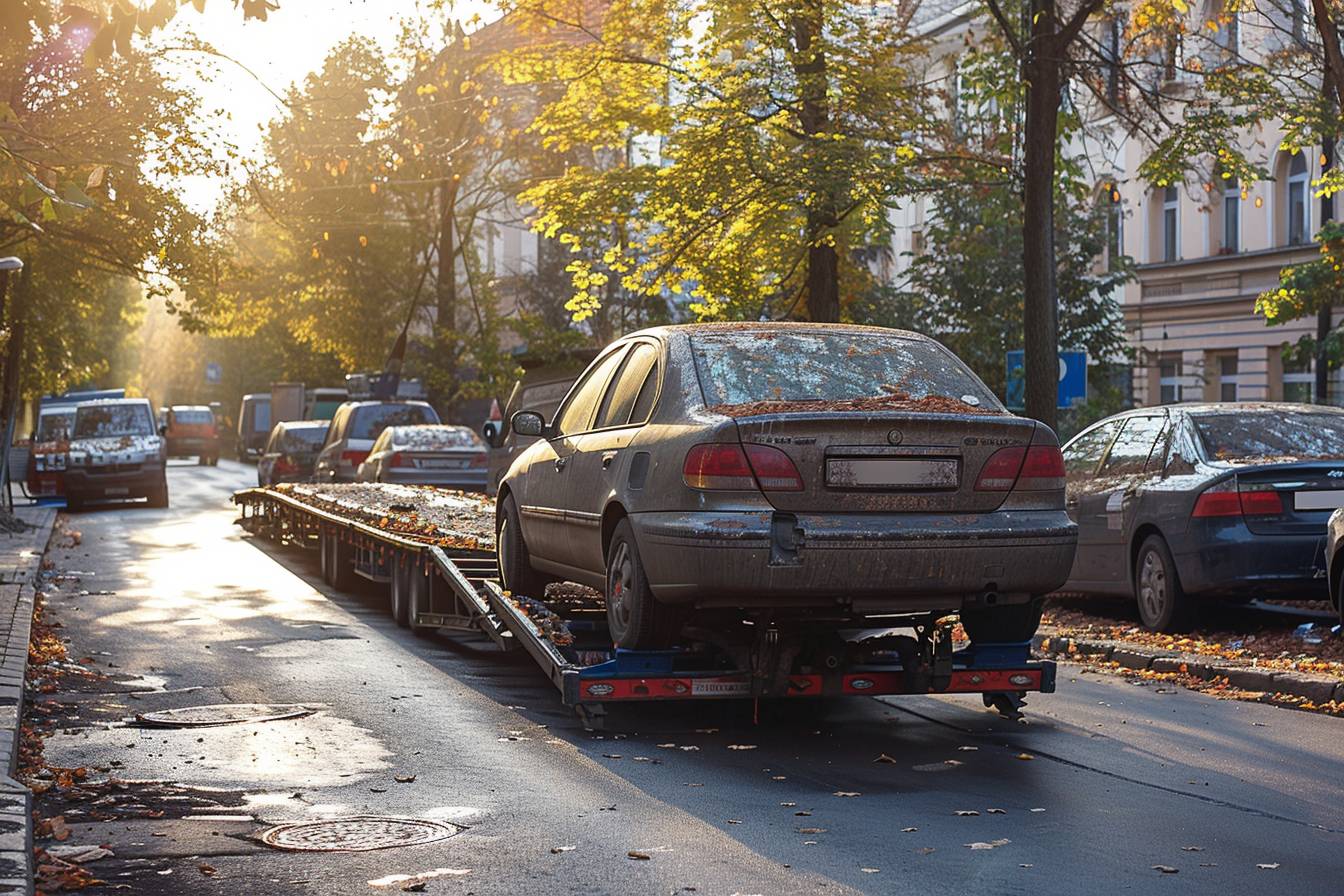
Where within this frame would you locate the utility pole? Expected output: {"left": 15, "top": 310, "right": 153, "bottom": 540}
{"left": 0, "top": 257, "right": 26, "bottom": 511}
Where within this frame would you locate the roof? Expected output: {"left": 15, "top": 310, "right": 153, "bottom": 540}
{"left": 75, "top": 397, "right": 149, "bottom": 407}
{"left": 276, "top": 420, "right": 329, "bottom": 430}
{"left": 170, "top": 405, "right": 211, "bottom": 412}
{"left": 625, "top": 321, "right": 933, "bottom": 341}
{"left": 1159, "top": 403, "right": 1344, "bottom": 415}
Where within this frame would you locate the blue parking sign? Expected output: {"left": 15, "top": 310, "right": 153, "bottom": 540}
{"left": 1005, "top": 350, "right": 1087, "bottom": 409}
{"left": 205, "top": 362, "right": 222, "bottom": 384}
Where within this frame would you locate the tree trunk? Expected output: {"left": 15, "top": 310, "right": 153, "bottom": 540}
{"left": 793, "top": 2, "right": 841, "bottom": 323}
{"left": 434, "top": 177, "right": 460, "bottom": 408}
{"left": 0, "top": 264, "right": 29, "bottom": 508}
{"left": 1021, "top": 0, "right": 1062, "bottom": 430}
{"left": 1316, "top": 138, "right": 1334, "bottom": 404}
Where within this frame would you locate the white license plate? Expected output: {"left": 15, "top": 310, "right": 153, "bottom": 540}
{"left": 826, "top": 458, "right": 959, "bottom": 488}
{"left": 104, "top": 487, "right": 129, "bottom": 496}
{"left": 690, "top": 678, "right": 751, "bottom": 697}
{"left": 1294, "top": 490, "right": 1344, "bottom": 510}
{"left": 418, "top": 459, "right": 466, "bottom": 469}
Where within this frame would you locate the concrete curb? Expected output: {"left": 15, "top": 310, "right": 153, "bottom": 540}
{"left": 0, "top": 507, "right": 59, "bottom": 896}
{"left": 1034, "top": 632, "right": 1344, "bottom": 705}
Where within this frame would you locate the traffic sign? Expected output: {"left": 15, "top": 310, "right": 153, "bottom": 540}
{"left": 205, "top": 362, "right": 222, "bottom": 384}
{"left": 1005, "top": 350, "right": 1087, "bottom": 410}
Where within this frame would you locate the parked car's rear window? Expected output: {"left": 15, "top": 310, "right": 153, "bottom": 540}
{"left": 392, "top": 425, "right": 482, "bottom": 450}
{"left": 172, "top": 409, "right": 214, "bottom": 425}
{"left": 1194, "top": 412, "right": 1344, "bottom": 461}
{"left": 74, "top": 404, "right": 154, "bottom": 439}
{"left": 691, "top": 331, "right": 1000, "bottom": 411}
{"left": 351, "top": 404, "right": 439, "bottom": 440}
{"left": 277, "top": 425, "right": 328, "bottom": 453}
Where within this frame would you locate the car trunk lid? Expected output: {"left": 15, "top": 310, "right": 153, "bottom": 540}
{"left": 729, "top": 411, "right": 1038, "bottom": 513}
{"left": 1234, "top": 462, "right": 1344, "bottom": 535}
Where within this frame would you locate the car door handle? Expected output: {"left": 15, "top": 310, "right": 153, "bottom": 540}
{"left": 601, "top": 450, "right": 618, "bottom": 469}
{"left": 554, "top": 457, "right": 567, "bottom": 472}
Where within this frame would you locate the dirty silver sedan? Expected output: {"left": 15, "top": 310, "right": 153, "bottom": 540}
{"left": 496, "top": 323, "right": 1077, "bottom": 649}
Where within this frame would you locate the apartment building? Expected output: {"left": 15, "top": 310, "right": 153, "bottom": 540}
{"left": 890, "top": 0, "right": 1336, "bottom": 408}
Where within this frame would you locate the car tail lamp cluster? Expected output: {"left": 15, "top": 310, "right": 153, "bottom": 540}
{"left": 974, "top": 446, "right": 1066, "bottom": 491}
{"left": 1192, "top": 480, "right": 1283, "bottom": 518}
{"left": 389, "top": 452, "right": 411, "bottom": 468}
{"left": 341, "top": 450, "right": 369, "bottom": 467}
{"left": 273, "top": 456, "right": 299, "bottom": 476}
{"left": 470, "top": 452, "right": 488, "bottom": 468}
{"left": 683, "top": 443, "right": 804, "bottom": 491}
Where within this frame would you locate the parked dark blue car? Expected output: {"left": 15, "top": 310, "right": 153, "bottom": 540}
{"left": 1061, "top": 403, "right": 1344, "bottom": 631}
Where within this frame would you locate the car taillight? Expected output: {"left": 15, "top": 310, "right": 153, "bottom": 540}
{"left": 470, "top": 452, "right": 488, "bottom": 468}
{"left": 683, "top": 443, "right": 803, "bottom": 491}
{"left": 274, "top": 456, "right": 298, "bottom": 475}
{"left": 744, "top": 444, "right": 804, "bottom": 491}
{"left": 1192, "top": 480, "right": 1283, "bottom": 518}
{"left": 684, "top": 444, "right": 756, "bottom": 490}
{"left": 341, "top": 450, "right": 368, "bottom": 467}
{"left": 389, "top": 452, "right": 412, "bottom": 467}
{"left": 974, "top": 446, "right": 1064, "bottom": 491}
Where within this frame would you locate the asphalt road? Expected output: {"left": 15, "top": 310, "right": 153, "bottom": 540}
{"left": 31, "top": 460, "right": 1344, "bottom": 895}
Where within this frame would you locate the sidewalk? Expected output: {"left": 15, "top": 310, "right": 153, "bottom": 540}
{"left": 0, "top": 507, "right": 58, "bottom": 896}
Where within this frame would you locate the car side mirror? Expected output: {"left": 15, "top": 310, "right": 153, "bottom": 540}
{"left": 511, "top": 410, "right": 547, "bottom": 438}
{"left": 482, "top": 421, "right": 500, "bottom": 447}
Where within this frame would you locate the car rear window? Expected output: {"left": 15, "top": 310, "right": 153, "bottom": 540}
{"left": 1194, "top": 412, "right": 1344, "bottom": 461}
{"left": 691, "top": 331, "right": 1001, "bottom": 413}
{"left": 350, "top": 404, "right": 439, "bottom": 440}
{"left": 74, "top": 404, "right": 154, "bottom": 439}
{"left": 279, "top": 426, "right": 328, "bottom": 452}
{"left": 392, "top": 425, "right": 482, "bottom": 450}
{"left": 173, "top": 410, "right": 213, "bottom": 424}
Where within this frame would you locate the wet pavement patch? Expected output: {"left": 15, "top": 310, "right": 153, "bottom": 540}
{"left": 258, "top": 816, "right": 465, "bottom": 852}
{"left": 134, "top": 703, "right": 316, "bottom": 728}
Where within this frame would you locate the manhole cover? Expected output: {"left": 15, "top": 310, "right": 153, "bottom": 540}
{"left": 135, "top": 703, "right": 315, "bottom": 728}
{"left": 259, "top": 816, "right": 463, "bottom": 852}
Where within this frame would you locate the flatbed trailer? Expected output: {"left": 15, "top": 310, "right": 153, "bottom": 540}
{"left": 234, "top": 485, "right": 1056, "bottom": 725}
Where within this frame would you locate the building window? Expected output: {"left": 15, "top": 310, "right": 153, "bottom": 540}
{"left": 1162, "top": 186, "right": 1179, "bottom": 262}
{"left": 910, "top": 228, "right": 925, "bottom": 256}
{"left": 1217, "top": 355, "right": 1240, "bottom": 401}
{"left": 1287, "top": 152, "right": 1310, "bottom": 245}
{"left": 1291, "top": 0, "right": 1309, "bottom": 44}
{"left": 1283, "top": 354, "right": 1314, "bottom": 402}
{"left": 1103, "top": 19, "right": 1122, "bottom": 104}
{"left": 1223, "top": 176, "right": 1240, "bottom": 253}
{"left": 1159, "top": 357, "right": 1182, "bottom": 403}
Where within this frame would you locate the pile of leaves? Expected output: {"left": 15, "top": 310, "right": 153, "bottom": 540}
{"left": 1078, "top": 661, "right": 1344, "bottom": 718}
{"left": 273, "top": 483, "right": 495, "bottom": 550}
{"left": 708, "top": 393, "right": 995, "bottom": 417}
{"left": 1042, "top": 597, "right": 1344, "bottom": 681}
{"left": 506, "top": 593, "right": 576, "bottom": 649}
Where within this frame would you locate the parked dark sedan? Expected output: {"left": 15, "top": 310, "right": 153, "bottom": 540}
{"left": 1062, "top": 403, "right": 1344, "bottom": 632}
{"left": 497, "top": 322, "right": 1077, "bottom": 649}
{"left": 356, "top": 424, "right": 488, "bottom": 489}
{"left": 257, "top": 420, "right": 329, "bottom": 487}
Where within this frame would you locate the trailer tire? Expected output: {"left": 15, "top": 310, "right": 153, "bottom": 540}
{"left": 319, "top": 531, "right": 336, "bottom": 585}
{"left": 331, "top": 536, "right": 357, "bottom": 592}
{"left": 408, "top": 565, "right": 434, "bottom": 636}
{"left": 605, "top": 519, "right": 685, "bottom": 649}
{"left": 960, "top": 597, "right": 1044, "bottom": 645}
{"left": 497, "top": 494, "right": 548, "bottom": 598}
{"left": 390, "top": 559, "right": 411, "bottom": 627}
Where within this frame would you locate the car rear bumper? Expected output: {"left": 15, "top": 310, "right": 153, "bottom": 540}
{"left": 631, "top": 509, "right": 1077, "bottom": 609}
{"left": 379, "top": 468, "right": 488, "bottom": 490}
{"left": 1174, "top": 531, "right": 1328, "bottom": 598}
{"left": 65, "top": 465, "right": 164, "bottom": 500}
{"left": 26, "top": 472, "right": 65, "bottom": 497}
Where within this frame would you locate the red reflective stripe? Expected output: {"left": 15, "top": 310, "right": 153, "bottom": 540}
{"left": 577, "top": 668, "right": 1047, "bottom": 701}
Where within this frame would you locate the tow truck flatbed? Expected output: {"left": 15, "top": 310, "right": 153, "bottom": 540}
{"left": 234, "top": 484, "right": 1055, "bottom": 723}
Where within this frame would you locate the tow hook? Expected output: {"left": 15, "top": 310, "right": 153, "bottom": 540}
{"left": 984, "top": 691, "right": 1027, "bottom": 720}
{"left": 769, "top": 513, "right": 804, "bottom": 567}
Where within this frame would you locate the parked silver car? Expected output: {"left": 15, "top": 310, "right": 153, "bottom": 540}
{"left": 356, "top": 424, "right": 488, "bottom": 489}
{"left": 496, "top": 322, "right": 1077, "bottom": 649}
{"left": 313, "top": 401, "right": 440, "bottom": 483}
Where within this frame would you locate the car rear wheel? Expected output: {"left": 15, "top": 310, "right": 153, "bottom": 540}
{"left": 390, "top": 559, "right": 411, "bottom": 627}
{"left": 497, "top": 494, "right": 547, "bottom": 597}
{"left": 960, "top": 597, "right": 1044, "bottom": 644}
{"left": 605, "top": 519, "right": 685, "bottom": 649}
{"left": 1134, "top": 534, "right": 1194, "bottom": 633}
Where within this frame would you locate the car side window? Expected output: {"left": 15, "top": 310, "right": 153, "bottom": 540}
{"left": 1099, "top": 416, "right": 1168, "bottom": 477}
{"left": 628, "top": 361, "right": 661, "bottom": 425}
{"left": 595, "top": 343, "right": 659, "bottom": 429}
{"left": 555, "top": 348, "right": 629, "bottom": 436}
{"left": 1064, "top": 420, "right": 1123, "bottom": 483}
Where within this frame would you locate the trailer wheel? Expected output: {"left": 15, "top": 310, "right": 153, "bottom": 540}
{"left": 960, "top": 597, "right": 1045, "bottom": 645}
{"left": 497, "top": 494, "right": 547, "bottom": 597}
{"left": 408, "top": 565, "right": 434, "bottom": 636}
{"left": 390, "top": 559, "right": 411, "bottom": 627}
{"left": 605, "top": 519, "right": 685, "bottom": 649}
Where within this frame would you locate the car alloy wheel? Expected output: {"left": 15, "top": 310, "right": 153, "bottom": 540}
{"left": 1138, "top": 547, "right": 1168, "bottom": 627}
{"left": 607, "top": 540, "right": 635, "bottom": 641}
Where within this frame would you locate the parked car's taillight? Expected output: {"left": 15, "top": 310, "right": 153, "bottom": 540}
{"left": 274, "top": 456, "right": 298, "bottom": 475}
{"left": 683, "top": 443, "right": 803, "bottom": 491}
{"left": 1192, "top": 479, "right": 1282, "bottom": 517}
{"left": 389, "top": 452, "right": 412, "bottom": 467}
{"left": 975, "top": 446, "right": 1064, "bottom": 491}
{"left": 340, "top": 450, "right": 368, "bottom": 467}
{"left": 470, "top": 452, "right": 488, "bottom": 468}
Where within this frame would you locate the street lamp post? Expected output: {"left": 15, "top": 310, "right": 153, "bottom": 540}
{"left": 0, "top": 257, "right": 26, "bottom": 512}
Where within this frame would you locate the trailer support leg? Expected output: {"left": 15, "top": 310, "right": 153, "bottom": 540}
{"left": 983, "top": 691, "right": 1027, "bottom": 721}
